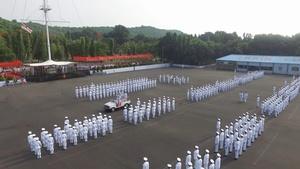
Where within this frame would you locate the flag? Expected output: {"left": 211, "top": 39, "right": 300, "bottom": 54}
{"left": 21, "top": 23, "right": 33, "bottom": 34}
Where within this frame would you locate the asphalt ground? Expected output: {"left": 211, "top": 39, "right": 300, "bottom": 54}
{"left": 0, "top": 68, "right": 298, "bottom": 169}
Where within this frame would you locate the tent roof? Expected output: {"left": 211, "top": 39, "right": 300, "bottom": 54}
{"left": 26, "top": 60, "right": 74, "bottom": 67}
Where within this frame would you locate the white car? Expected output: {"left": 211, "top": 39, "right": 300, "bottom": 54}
{"left": 104, "top": 93, "right": 131, "bottom": 112}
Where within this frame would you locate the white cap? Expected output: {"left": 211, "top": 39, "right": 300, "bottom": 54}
{"left": 205, "top": 149, "right": 209, "bottom": 153}
{"left": 41, "top": 128, "right": 45, "bottom": 131}
{"left": 188, "top": 162, "right": 192, "bottom": 166}
{"left": 195, "top": 145, "right": 199, "bottom": 149}
{"left": 54, "top": 124, "right": 57, "bottom": 127}
{"left": 210, "top": 159, "right": 214, "bottom": 164}
{"left": 65, "top": 116, "right": 68, "bottom": 119}
{"left": 143, "top": 157, "right": 148, "bottom": 161}
{"left": 177, "top": 157, "right": 181, "bottom": 162}
{"left": 197, "top": 154, "right": 202, "bottom": 159}
{"left": 187, "top": 150, "right": 191, "bottom": 155}
{"left": 108, "top": 116, "right": 112, "bottom": 118}
{"left": 217, "top": 153, "right": 221, "bottom": 157}
{"left": 167, "top": 164, "right": 172, "bottom": 168}
{"left": 28, "top": 131, "right": 32, "bottom": 135}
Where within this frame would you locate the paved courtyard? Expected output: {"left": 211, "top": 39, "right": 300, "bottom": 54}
{"left": 0, "top": 68, "right": 298, "bottom": 169}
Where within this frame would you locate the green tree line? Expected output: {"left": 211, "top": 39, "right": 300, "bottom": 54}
{"left": 158, "top": 32, "right": 300, "bottom": 65}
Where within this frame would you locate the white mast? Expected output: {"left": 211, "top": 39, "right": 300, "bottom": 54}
{"left": 40, "top": 0, "right": 52, "bottom": 61}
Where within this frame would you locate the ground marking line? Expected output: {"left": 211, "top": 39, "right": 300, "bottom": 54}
{"left": 253, "top": 132, "right": 279, "bottom": 165}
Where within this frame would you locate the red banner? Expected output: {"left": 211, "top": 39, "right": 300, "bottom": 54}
{"left": 0, "top": 60, "right": 23, "bottom": 68}
{"left": 73, "top": 53, "right": 153, "bottom": 62}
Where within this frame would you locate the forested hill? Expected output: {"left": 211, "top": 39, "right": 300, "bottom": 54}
{"left": 0, "top": 17, "right": 183, "bottom": 38}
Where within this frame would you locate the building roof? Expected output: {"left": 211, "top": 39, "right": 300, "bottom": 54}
{"left": 217, "top": 54, "right": 300, "bottom": 65}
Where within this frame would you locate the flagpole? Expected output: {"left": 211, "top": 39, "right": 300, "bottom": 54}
{"left": 40, "top": 0, "right": 52, "bottom": 61}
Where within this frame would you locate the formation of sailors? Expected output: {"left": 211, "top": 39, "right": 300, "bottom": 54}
{"left": 75, "top": 77, "right": 157, "bottom": 101}
{"left": 187, "top": 71, "right": 264, "bottom": 102}
{"left": 159, "top": 74, "right": 190, "bottom": 85}
{"left": 141, "top": 113, "right": 265, "bottom": 169}
{"left": 27, "top": 114, "right": 113, "bottom": 159}
{"left": 142, "top": 148, "right": 221, "bottom": 169}
{"left": 261, "top": 77, "right": 300, "bottom": 117}
{"left": 123, "top": 96, "right": 176, "bottom": 125}
{"left": 214, "top": 113, "right": 265, "bottom": 160}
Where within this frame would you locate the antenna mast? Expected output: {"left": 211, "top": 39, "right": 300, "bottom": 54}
{"left": 40, "top": 0, "right": 52, "bottom": 61}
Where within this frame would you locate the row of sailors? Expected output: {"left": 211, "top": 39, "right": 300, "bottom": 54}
{"left": 215, "top": 114, "right": 265, "bottom": 159}
{"left": 187, "top": 71, "right": 264, "bottom": 102}
{"left": 75, "top": 77, "right": 157, "bottom": 100}
{"left": 123, "top": 97, "right": 176, "bottom": 124}
{"left": 61, "top": 114, "right": 113, "bottom": 142}
{"left": 158, "top": 74, "right": 190, "bottom": 85}
{"left": 186, "top": 79, "right": 237, "bottom": 102}
{"left": 234, "top": 71, "right": 264, "bottom": 85}
{"left": 142, "top": 149, "right": 221, "bottom": 169}
{"left": 27, "top": 131, "right": 46, "bottom": 159}
{"left": 27, "top": 114, "right": 113, "bottom": 159}
{"left": 261, "top": 78, "right": 300, "bottom": 117}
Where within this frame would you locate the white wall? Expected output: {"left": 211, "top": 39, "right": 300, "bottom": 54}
{"left": 248, "top": 62, "right": 260, "bottom": 66}
{"left": 288, "top": 64, "right": 300, "bottom": 75}
{"left": 273, "top": 64, "right": 288, "bottom": 74}
{"left": 171, "top": 64, "right": 211, "bottom": 69}
{"left": 102, "top": 64, "right": 170, "bottom": 74}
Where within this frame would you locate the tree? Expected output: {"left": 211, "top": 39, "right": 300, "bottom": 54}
{"left": 107, "top": 25, "right": 129, "bottom": 45}
{"left": 0, "top": 36, "right": 15, "bottom": 61}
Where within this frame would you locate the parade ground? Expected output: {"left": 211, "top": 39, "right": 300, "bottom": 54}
{"left": 0, "top": 68, "right": 299, "bottom": 169}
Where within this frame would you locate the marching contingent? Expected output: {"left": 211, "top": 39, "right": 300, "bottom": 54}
{"left": 27, "top": 114, "right": 113, "bottom": 159}
{"left": 214, "top": 113, "right": 265, "bottom": 160}
{"left": 159, "top": 74, "right": 190, "bottom": 85}
{"left": 261, "top": 76, "right": 300, "bottom": 117}
{"left": 123, "top": 96, "right": 176, "bottom": 125}
{"left": 187, "top": 71, "right": 264, "bottom": 102}
{"left": 74, "top": 77, "right": 157, "bottom": 101}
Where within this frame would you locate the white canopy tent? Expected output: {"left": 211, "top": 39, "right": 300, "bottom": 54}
{"left": 26, "top": 60, "right": 74, "bottom": 67}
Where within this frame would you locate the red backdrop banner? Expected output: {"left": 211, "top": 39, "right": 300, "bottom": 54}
{"left": 73, "top": 53, "right": 153, "bottom": 62}
{"left": 0, "top": 60, "right": 23, "bottom": 68}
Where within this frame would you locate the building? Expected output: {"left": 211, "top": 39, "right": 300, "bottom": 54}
{"left": 216, "top": 54, "right": 300, "bottom": 75}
